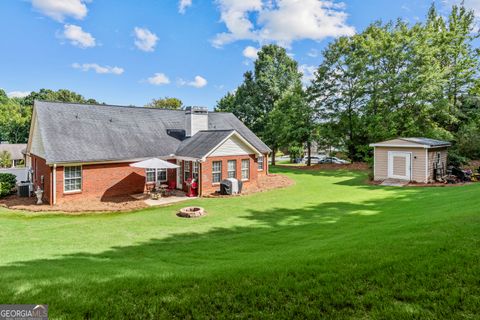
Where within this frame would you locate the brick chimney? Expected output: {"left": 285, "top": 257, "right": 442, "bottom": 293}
{"left": 185, "top": 106, "right": 208, "bottom": 137}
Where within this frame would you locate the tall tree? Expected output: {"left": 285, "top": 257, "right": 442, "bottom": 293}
{"left": 308, "top": 3, "right": 479, "bottom": 162}
{"left": 427, "top": 4, "right": 479, "bottom": 129}
{"left": 145, "top": 97, "right": 183, "bottom": 109}
{"left": 21, "top": 89, "right": 98, "bottom": 106}
{"left": 0, "top": 89, "right": 100, "bottom": 143}
{"left": 216, "top": 72, "right": 263, "bottom": 133}
{"left": 308, "top": 35, "right": 367, "bottom": 161}
{"left": 216, "top": 44, "right": 303, "bottom": 165}
{"left": 275, "top": 87, "right": 317, "bottom": 165}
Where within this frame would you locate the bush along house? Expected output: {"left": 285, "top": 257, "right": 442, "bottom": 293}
{"left": 26, "top": 101, "right": 271, "bottom": 205}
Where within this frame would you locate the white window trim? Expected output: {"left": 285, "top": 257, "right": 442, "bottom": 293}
{"left": 387, "top": 151, "right": 412, "bottom": 181}
{"left": 192, "top": 161, "right": 199, "bottom": 181}
{"left": 64, "top": 165, "right": 82, "bottom": 193}
{"left": 227, "top": 160, "right": 237, "bottom": 178}
{"left": 257, "top": 156, "right": 264, "bottom": 171}
{"left": 212, "top": 161, "right": 222, "bottom": 184}
{"left": 184, "top": 161, "right": 191, "bottom": 181}
{"left": 146, "top": 168, "right": 167, "bottom": 184}
{"left": 241, "top": 159, "right": 250, "bottom": 181}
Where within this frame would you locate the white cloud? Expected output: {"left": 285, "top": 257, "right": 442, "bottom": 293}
{"left": 134, "top": 27, "right": 158, "bottom": 52}
{"left": 147, "top": 73, "right": 170, "bottom": 85}
{"left": 243, "top": 46, "right": 259, "bottom": 59}
{"left": 212, "top": 0, "right": 355, "bottom": 48}
{"left": 72, "top": 63, "right": 124, "bottom": 75}
{"left": 446, "top": 0, "right": 480, "bottom": 16}
{"left": 31, "top": 0, "right": 88, "bottom": 22}
{"left": 179, "top": 0, "right": 192, "bottom": 14}
{"left": 7, "top": 91, "right": 31, "bottom": 98}
{"left": 178, "top": 75, "right": 208, "bottom": 88}
{"left": 61, "top": 24, "right": 96, "bottom": 48}
{"left": 307, "top": 48, "right": 319, "bottom": 57}
{"left": 299, "top": 64, "right": 316, "bottom": 85}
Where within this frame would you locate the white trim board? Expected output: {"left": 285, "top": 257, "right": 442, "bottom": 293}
{"left": 387, "top": 151, "right": 412, "bottom": 181}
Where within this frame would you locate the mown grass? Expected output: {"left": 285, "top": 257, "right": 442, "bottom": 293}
{"left": 0, "top": 167, "right": 478, "bottom": 319}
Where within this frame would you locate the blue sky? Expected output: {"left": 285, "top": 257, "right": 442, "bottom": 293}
{"left": 0, "top": 0, "right": 475, "bottom": 109}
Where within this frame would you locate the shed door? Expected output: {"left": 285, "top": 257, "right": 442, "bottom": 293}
{"left": 387, "top": 151, "right": 412, "bottom": 180}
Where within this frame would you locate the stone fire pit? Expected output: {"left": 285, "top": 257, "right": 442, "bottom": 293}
{"left": 177, "top": 206, "right": 206, "bottom": 218}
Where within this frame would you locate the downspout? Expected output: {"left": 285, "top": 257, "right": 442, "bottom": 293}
{"left": 52, "top": 164, "right": 57, "bottom": 205}
{"left": 198, "top": 161, "right": 202, "bottom": 197}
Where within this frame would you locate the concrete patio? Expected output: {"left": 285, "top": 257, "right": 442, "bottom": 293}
{"left": 131, "top": 190, "right": 196, "bottom": 207}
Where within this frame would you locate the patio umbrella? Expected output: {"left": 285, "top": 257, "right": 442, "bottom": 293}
{"left": 130, "top": 158, "right": 179, "bottom": 169}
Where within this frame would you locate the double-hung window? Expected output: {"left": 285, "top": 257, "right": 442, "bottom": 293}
{"left": 212, "top": 161, "right": 222, "bottom": 183}
{"left": 146, "top": 168, "right": 166, "bottom": 184}
{"left": 64, "top": 166, "right": 82, "bottom": 192}
{"left": 227, "top": 160, "right": 236, "bottom": 178}
{"left": 157, "top": 169, "right": 167, "bottom": 182}
{"left": 258, "top": 156, "right": 264, "bottom": 171}
{"left": 241, "top": 159, "right": 250, "bottom": 180}
{"left": 184, "top": 161, "right": 191, "bottom": 181}
{"left": 192, "top": 162, "right": 199, "bottom": 181}
{"left": 146, "top": 168, "right": 156, "bottom": 183}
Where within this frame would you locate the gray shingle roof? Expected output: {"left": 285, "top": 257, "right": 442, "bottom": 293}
{"left": 0, "top": 144, "right": 27, "bottom": 160}
{"left": 33, "top": 101, "right": 270, "bottom": 164}
{"left": 176, "top": 130, "right": 234, "bottom": 159}
{"left": 400, "top": 138, "right": 451, "bottom": 147}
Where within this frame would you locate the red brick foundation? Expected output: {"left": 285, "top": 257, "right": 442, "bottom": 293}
{"left": 200, "top": 153, "right": 268, "bottom": 195}
{"left": 31, "top": 154, "right": 52, "bottom": 204}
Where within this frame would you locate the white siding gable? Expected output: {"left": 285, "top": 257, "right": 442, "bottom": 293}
{"left": 210, "top": 135, "right": 255, "bottom": 156}
{"left": 30, "top": 116, "right": 46, "bottom": 158}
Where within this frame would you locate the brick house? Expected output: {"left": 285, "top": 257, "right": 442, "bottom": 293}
{"left": 26, "top": 101, "right": 271, "bottom": 205}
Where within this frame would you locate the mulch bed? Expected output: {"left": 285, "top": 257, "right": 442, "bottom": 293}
{"left": 205, "top": 173, "right": 295, "bottom": 198}
{"left": 0, "top": 194, "right": 148, "bottom": 213}
{"left": 1, "top": 174, "right": 295, "bottom": 212}
{"left": 407, "top": 181, "right": 472, "bottom": 187}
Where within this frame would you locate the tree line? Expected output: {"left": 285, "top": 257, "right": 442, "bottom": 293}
{"left": 0, "top": 88, "right": 183, "bottom": 144}
{"left": 1, "top": 4, "right": 478, "bottom": 166}
{"left": 216, "top": 4, "right": 480, "bottom": 166}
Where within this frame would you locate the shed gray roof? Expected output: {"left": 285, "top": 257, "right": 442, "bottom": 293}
{"left": 32, "top": 101, "right": 270, "bottom": 164}
{"left": 370, "top": 137, "right": 451, "bottom": 148}
{"left": 0, "top": 144, "right": 26, "bottom": 160}
{"left": 400, "top": 138, "right": 451, "bottom": 147}
{"left": 176, "top": 130, "right": 235, "bottom": 159}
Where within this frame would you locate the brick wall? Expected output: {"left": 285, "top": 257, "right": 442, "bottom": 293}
{"left": 30, "top": 154, "right": 269, "bottom": 204}
{"left": 55, "top": 162, "right": 147, "bottom": 203}
{"left": 31, "top": 154, "right": 52, "bottom": 204}
{"left": 200, "top": 153, "right": 268, "bottom": 195}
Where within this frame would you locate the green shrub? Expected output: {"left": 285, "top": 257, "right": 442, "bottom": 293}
{"left": 447, "top": 151, "right": 468, "bottom": 167}
{"left": 0, "top": 173, "right": 16, "bottom": 187}
{"left": 0, "top": 182, "right": 11, "bottom": 197}
{"left": 0, "top": 173, "right": 16, "bottom": 197}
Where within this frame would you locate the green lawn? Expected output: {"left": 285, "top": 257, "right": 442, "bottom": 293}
{"left": 0, "top": 167, "right": 478, "bottom": 319}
